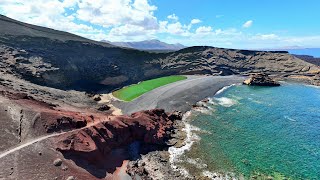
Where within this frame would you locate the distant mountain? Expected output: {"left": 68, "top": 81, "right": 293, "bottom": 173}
{"left": 263, "top": 46, "right": 320, "bottom": 58}
{"left": 103, "top": 39, "right": 186, "bottom": 51}
{"left": 262, "top": 47, "right": 320, "bottom": 65}
{"left": 287, "top": 48, "right": 320, "bottom": 58}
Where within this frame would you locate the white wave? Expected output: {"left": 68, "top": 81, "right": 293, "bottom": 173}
{"left": 215, "top": 84, "right": 236, "bottom": 95}
{"left": 183, "top": 110, "right": 192, "bottom": 119}
{"left": 208, "top": 97, "right": 216, "bottom": 105}
{"left": 231, "top": 95, "right": 243, "bottom": 100}
{"left": 305, "top": 84, "right": 320, "bottom": 89}
{"left": 202, "top": 171, "right": 219, "bottom": 179}
{"left": 252, "top": 100, "right": 262, "bottom": 104}
{"left": 202, "top": 170, "right": 237, "bottom": 180}
{"left": 193, "top": 106, "right": 214, "bottom": 115}
{"left": 168, "top": 112, "right": 202, "bottom": 178}
{"left": 186, "top": 158, "right": 208, "bottom": 169}
{"left": 248, "top": 97, "right": 262, "bottom": 104}
{"left": 214, "top": 97, "right": 237, "bottom": 107}
{"left": 284, "top": 115, "right": 297, "bottom": 122}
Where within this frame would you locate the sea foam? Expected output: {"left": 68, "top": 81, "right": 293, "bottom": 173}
{"left": 214, "top": 97, "right": 237, "bottom": 107}
{"left": 215, "top": 84, "right": 236, "bottom": 95}
{"left": 168, "top": 112, "right": 201, "bottom": 177}
{"left": 168, "top": 84, "right": 238, "bottom": 177}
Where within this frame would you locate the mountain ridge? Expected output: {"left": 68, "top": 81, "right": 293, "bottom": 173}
{"left": 103, "top": 39, "right": 186, "bottom": 51}
{"left": 263, "top": 46, "right": 320, "bottom": 58}
{"left": 0, "top": 14, "right": 113, "bottom": 47}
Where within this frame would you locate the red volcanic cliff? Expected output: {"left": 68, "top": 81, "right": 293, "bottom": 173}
{"left": 0, "top": 86, "right": 182, "bottom": 179}
{"left": 55, "top": 109, "right": 180, "bottom": 165}
{"left": 0, "top": 88, "right": 107, "bottom": 138}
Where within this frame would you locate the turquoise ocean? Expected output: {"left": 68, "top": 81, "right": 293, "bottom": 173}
{"left": 170, "top": 83, "right": 320, "bottom": 179}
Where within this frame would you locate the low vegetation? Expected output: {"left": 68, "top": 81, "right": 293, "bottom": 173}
{"left": 112, "top": 75, "right": 187, "bottom": 101}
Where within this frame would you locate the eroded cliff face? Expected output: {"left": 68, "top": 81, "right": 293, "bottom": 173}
{"left": 55, "top": 109, "right": 180, "bottom": 166}
{"left": 0, "top": 85, "right": 101, "bottom": 150}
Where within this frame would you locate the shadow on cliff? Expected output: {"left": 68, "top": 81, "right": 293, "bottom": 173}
{"left": 61, "top": 141, "right": 169, "bottom": 178}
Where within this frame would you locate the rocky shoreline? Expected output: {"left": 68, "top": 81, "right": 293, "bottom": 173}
{"left": 124, "top": 101, "right": 214, "bottom": 180}
{"left": 124, "top": 111, "right": 188, "bottom": 179}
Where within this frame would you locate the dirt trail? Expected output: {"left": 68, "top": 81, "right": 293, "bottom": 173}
{"left": 0, "top": 119, "right": 105, "bottom": 159}
{"left": 0, "top": 132, "right": 65, "bottom": 159}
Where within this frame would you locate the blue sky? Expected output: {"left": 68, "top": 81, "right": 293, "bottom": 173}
{"left": 0, "top": 0, "right": 319, "bottom": 49}
{"left": 155, "top": 0, "right": 320, "bottom": 36}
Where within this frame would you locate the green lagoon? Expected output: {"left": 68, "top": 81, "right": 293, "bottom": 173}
{"left": 112, "top": 75, "right": 187, "bottom": 101}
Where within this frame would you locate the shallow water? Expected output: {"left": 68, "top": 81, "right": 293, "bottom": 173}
{"left": 178, "top": 83, "right": 320, "bottom": 179}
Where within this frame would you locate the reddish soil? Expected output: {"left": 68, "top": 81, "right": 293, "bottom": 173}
{"left": 55, "top": 109, "right": 177, "bottom": 167}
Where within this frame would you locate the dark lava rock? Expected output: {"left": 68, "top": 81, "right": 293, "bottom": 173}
{"left": 243, "top": 73, "right": 280, "bottom": 86}
{"left": 93, "top": 95, "right": 101, "bottom": 101}
{"left": 168, "top": 111, "right": 183, "bottom": 121}
{"left": 97, "top": 104, "right": 110, "bottom": 111}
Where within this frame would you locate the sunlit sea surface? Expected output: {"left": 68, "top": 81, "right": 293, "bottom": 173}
{"left": 175, "top": 83, "right": 320, "bottom": 179}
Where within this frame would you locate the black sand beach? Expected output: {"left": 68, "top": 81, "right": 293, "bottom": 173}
{"left": 114, "top": 75, "right": 246, "bottom": 115}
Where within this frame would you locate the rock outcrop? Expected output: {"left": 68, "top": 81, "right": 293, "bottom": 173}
{"left": 243, "top": 73, "right": 280, "bottom": 86}
{"left": 55, "top": 109, "right": 182, "bottom": 166}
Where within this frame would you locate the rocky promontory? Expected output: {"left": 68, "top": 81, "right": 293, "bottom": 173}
{"left": 243, "top": 73, "right": 280, "bottom": 86}
{"left": 56, "top": 109, "right": 182, "bottom": 166}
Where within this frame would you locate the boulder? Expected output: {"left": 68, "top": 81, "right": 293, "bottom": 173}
{"left": 243, "top": 73, "right": 280, "bottom": 86}
{"left": 66, "top": 176, "right": 75, "bottom": 180}
{"left": 93, "top": 95, "right": 101, "bottom": 101}
{"left": 97, "top": 104, "right": 111, "bottom": 111}
{"left": 53, "top": 158, "right": 62, "bottom": 166}
{"left": 168, "top": 111, "right": 183, "bottom": 121}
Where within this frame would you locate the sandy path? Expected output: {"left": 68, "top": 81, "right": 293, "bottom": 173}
{"left": 0, "top": 119, "right": 105, "bottom": 159}
{"left": 114, "top": 75, "right": 245, "bottom": 114}
{"left": 0, "top": 133, "right": 64, "bottom": 159}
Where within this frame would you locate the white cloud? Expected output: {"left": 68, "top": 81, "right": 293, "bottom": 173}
{"left": 76, "top": 0, "right": 158, "bottom": 29}
{"left": 167, "top": 14, "right": 179, "bottom": 21}
{"left": 166, "top": 22, "right": 186, "bottom": 35}
{"left": 195, "top": 26, "right": 213, "bottom": 35}
{"left": 252, "top": 34, "right": 279, "bottom": 40}
{"left": 0, "top": 0, "right": 95, "bottom": 34}
{"left": 191, "top": 19, "right": 202, "bottom": 24}
{"left": 242, "top": 20, "right": 253, "bottom": 28}
{"left": 1, "top": 1, "right": 319, "bottom": 48}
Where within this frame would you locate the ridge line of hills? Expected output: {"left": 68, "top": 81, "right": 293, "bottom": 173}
{"left": 0, "top": 14, "right": 319, "bottom": 92}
